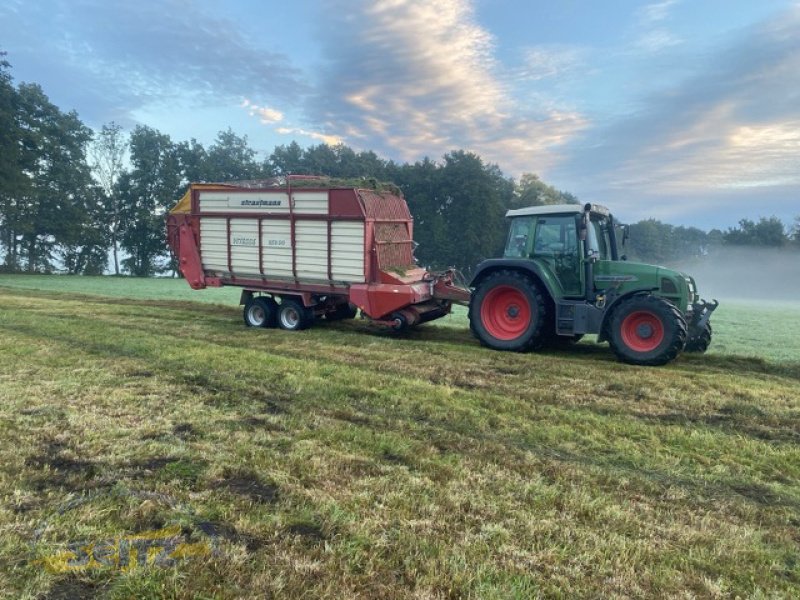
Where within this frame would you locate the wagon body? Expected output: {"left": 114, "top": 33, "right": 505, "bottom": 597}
{"left": 166, "top": 180, "right": 469, "bottom": 328}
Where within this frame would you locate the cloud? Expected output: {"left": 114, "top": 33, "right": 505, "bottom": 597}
{"left": 552, "top": 6, "right": 800, "bottom": 224}
{"left": 242, "top": 99, "right": 284, "bottom": 124}
{"left": 0, "top": 0, "right": 306, "bottom": 126}
{"left": 634, "top": 0, "right": 682, "bottom": 52}
{"left": 306, "top": 0, "right": 585, "bottom": 173}
{"left": 638, "top": 0, "right": 679, "bottom": 25}
{"left": 516, "top": 45, "right": 585, "bottom": 81}
{"left": 275, "top": 127, "right": 342, "bottom": 146}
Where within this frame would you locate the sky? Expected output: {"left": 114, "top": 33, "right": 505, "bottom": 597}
{"left": 1, "top": 0, "right": 798, "bottom": 230}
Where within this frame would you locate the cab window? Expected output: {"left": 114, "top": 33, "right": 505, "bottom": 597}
{"left": 504, "top": 216, "right": 534, "bottom": 257}
{"left": 534, "top": 216, "right": 578, "bottom": 256}
{"left": 589, "top": 216, "right": 613, "bottom": 260}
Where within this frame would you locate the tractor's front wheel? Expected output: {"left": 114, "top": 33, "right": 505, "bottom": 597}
{"left": 685, "top": 322, "right": 712, "bottom": 353}
{"left": 608, "top": 295, "right": 687, "bottom": 366}
{"left": 469, "top": 270, "right": 548, "bottom": 352}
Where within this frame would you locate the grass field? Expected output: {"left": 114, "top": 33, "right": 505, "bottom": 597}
{"left": 1, "top": 275, "right": 799, "bottom": 598}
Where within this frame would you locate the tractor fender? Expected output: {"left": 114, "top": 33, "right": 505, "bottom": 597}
{"left": 597, "top": 287, "right": 659, "bottom": 343}
{"left": 470, "top": 259, "right": 561, "bottom": 301}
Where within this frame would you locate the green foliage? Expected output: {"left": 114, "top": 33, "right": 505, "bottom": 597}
{"left": 118, "top": 125, "right": 182, "bottom": 276}
{"left": 90, "top": 121, "right": 127, "bottom": 274}
{"left": 511, "top": 172, "right": 578, "bottom": 208}
{"left": 0, "top": 53, "right": 23, "bottom": 269}
{"left": 723, "top": 217, "right": 787, "bottom": 247}
{"left": 269, "top": 140, "right": 306, "bottom": 175}
{"left": 204, "top": 128, "right": 261, "bottom": 182}
{"left": 268, "top": 142, "right": 393, "bottom": 180}
{"left": 2, "top": 81, "right": 96, "bottom": 272}
{"left": 627, "top": 219, "right": 710, "bottom": 265}
{"left": 793, "top": 216, "right": 800, "bottom": 247}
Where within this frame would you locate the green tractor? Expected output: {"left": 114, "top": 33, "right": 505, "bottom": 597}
{"left": 468, "top": 203, "right": 717, "bottom": 366}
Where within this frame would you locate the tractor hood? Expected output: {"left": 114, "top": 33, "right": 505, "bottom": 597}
{"left": 595, "top": 260, "right": 695, "bottom": 309}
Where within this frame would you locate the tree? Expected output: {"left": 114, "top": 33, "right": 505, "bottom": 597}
{"left": 303, "top": 144, "right": 338, "bottom": 176}
{"left": 90, "top": 122, "right": 127, "bottom": 274}
{"left": 176, "top": 138, "right": 209, "bottom": 189}
{"left": 118, "top": 125, "right": 182, "bottom": 276}
{"left": 723, "top": 217, "right": 787, "bottom": 247}
{"left": 12, "top": 83, "right": 95, "bottom": 272}
{"left": 511, "top": 173, "right": 578, "bottom": 208}
{"left": 0, "top": 52, "right": 26, "bottom": 270}
{"left": 58, "top": 185, "right": 109, "bottom": 275}
{"left": 626, "top": 219, "right": 710, "bottom": 264}
{"left": 791, "top": 216, "right": 800, "bottom": 247}
{"left": 393, "top": 157, "right": 447, "bottom": 267}
{"left": 204, "top": 128, "right": 259, "bottom": 182}
{"left": 268, "top": 141, "right": 305, "bottom": 175}
{"left": 436, "top": 150, "right": 510, "bottom": 270}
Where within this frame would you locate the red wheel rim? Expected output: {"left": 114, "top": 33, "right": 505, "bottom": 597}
{"left": 480, "top": 285, "right": 532, "bottom": 341}
{"left": 620, "top": 311, "right": 664, "bottom": 352}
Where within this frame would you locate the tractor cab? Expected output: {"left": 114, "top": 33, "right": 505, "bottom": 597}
{"left": 503, "top": 204, "right": 620, "bottom": 299}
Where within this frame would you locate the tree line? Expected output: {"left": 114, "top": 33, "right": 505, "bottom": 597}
{"left": 1, "top": 55, "right": 798, "bottom": 277}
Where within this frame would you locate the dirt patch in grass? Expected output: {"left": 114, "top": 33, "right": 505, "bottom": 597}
{"left": 122, "top": 456, "right": 180, "bottom": 472}
{"left": 44, "top": 578, "right": 105, "bottom": 600}
{"left": 212, "top": 475, "right": 280, "bottom": 504}
{"left": 237, "top": 416, "right": 286, "bottom": 431}
{"left": 24, "top": 439, "right": 101, "bottom": 491}
{"left": 172, "top": 422, "right": 199, "bottom": 439}
{"left": 286, "top": 522, "right": 326, "bottom": 541}
{"left": 124, "top": 369, "right": 155, "bottom": 378}
{"left": 197, "top": 520, "right": 268, "bottom": 552}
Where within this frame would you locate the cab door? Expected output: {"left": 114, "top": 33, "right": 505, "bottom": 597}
{"left": 532, "top": 215, "right": 583, "bottom": 297}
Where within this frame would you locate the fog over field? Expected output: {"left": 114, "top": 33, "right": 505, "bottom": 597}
{"left": 675, "top": 248, "right": 800, "bottom": 303}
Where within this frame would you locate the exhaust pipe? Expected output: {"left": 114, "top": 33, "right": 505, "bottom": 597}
{"left": 581, "top": 203, "right": 594, "bottom": 302}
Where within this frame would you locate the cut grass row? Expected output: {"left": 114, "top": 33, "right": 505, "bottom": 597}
{"left": 0, "top": 277, "right": 798, "bottom": 598}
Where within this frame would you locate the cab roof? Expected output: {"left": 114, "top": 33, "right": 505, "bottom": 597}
{"left": 505, "top": 203, "right": 611, "bottom": 218}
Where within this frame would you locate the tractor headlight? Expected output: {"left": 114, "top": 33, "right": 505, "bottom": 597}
{"left": 684, "top": 276, "right": 697, "bottom": 303}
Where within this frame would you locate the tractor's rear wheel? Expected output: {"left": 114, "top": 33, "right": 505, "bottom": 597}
{"left": 608, "top": 295, "right": 687, "bottom": 366}
{"left": 277, "top": 298, "right": 314, "bottom": 331}
{"left": 243, "top": 296, "right": 277, "bottom": 328}
{"left": 685, "top": 322, "right": 712, "bottom": 353}
{"left": 469, "top": 270, "right": 548, "bottom": 352}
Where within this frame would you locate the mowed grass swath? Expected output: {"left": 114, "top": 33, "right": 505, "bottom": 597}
{"left": 1, "top": 277, "right": 799, "bottom": 598}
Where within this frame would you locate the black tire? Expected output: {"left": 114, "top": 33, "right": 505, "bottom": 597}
{"left": 277, "top": 298, "right": 314, "bottom": 331}
{"left": 243, "top": 296, "right": 277, "bottom": 328}
{"left": 607, "top": 295, "right": 687, "bottom": 366}
{"left": 326, "top": 303, "right": 358, "bottom": 321}
{"left": 469, "top": 269, "right": 549, "bottom": 352}
{"left": 390, "top": 311, "right": 409, "bottom": 332}
{"left": 685, "top": 322, "right": 712, "bottom": 353}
